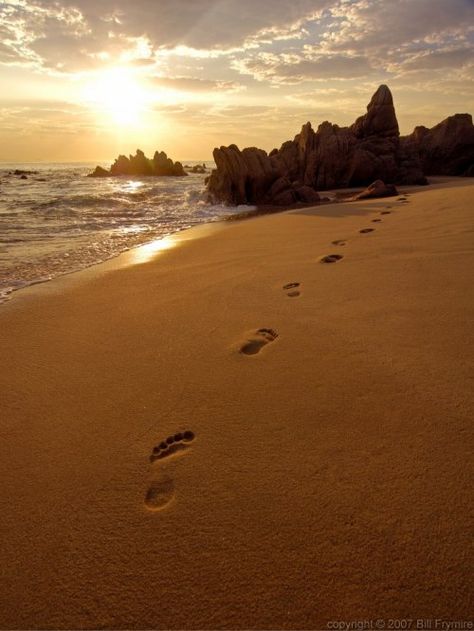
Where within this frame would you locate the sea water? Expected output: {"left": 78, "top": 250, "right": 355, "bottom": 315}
{"left": 0, "top": 161, "right": 244, "bottom": 303}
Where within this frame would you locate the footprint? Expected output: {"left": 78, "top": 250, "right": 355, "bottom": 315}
{"left": 381, "top": 211, "right": 391, "bottom": 215}
{"left": 150, "top": 430, "right": 195, "bottom": 462}
{"left": 240, "top": 328, "right": 278, "bottom": 355}
{"left": 371, "top": 219, "right": 382, "bottom": 223}
{"left": 145, "top": 430, "right": 196, "bottom": 511}
{"left": 320, "top": 254, "right": 344, "bottom": 263}
{"left": 283, "top": 282, "right": 300, "bottom": 297}
{"left": 145, "top": 475, "right": 175, "bottom": 511}
{"left": 331, "top": 239, "right": 347, "bottom": 246}
{"left": 359, "top": 228, "right": 374, "bottom": 234}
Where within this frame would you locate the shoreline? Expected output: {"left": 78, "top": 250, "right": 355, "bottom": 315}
{"left": 0, "top": 220, "right": 228, "bottom": 308}
{"left": 0, "top": 176, "right": 472, "bottom": 628}
{"left": 2, "top": 175, "right": 462, "bottom": 308}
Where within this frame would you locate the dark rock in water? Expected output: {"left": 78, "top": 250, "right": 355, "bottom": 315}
{"left": 351, "top": 179, "right": 399, "bottom": 200}
{"left": 88, "top": 149, "right": 187, "bottom": 177}
{"left": 186, "top": 164, "right": 207, "bottom": 174}
{"left": 20, "top": 175, "right": 27, "bottom": 180}
{"left": 405, "top": 113, "right": 474, "bottom": 176}
{"left": 88, "top": 166, "right": 110, "bottom": 178}
{"left": 206, "top": 85, "right": 427, "bottom": 206}
{"left": 152, "top": 150, "right": 186, "bottom": 176}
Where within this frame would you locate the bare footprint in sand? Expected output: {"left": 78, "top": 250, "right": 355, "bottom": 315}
{"left": 381, "top": 211, "right": 391, "bottom": 215}
{"left": 283, "top": 282, "right": 301, "bottom": 297}
{"left": 320, "top": 254, "right": 344, "bottom": 263}
{"left": 145, "top": 430, "right": 195, "bottom": 511}
{"left": 372, "top": 218, "right": 382, "bottom": 223}
{"left": 150, "top": 430, "right": 195, "bottom": 462}
{"left": 359, "top": 228, "right": 374, "bottom": 234}
{"left": 145, "top": 476, "right": 175, "bottom": 511}
{"left": 240, "top": 328, "right": 278, "bottom": 355}
{"left": 332, "top": 239, "right": 347, "bottom": 246}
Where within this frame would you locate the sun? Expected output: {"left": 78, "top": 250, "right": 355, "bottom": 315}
{"left": 82, "top": 67, "right": 150, "bottom": 126}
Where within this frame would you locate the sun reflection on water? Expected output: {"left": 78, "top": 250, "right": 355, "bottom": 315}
{"left": 129, "top": 237, "right": 176, "bottom": 264}
{"left": 122, "top": 180, "right": 145, "bottom": 192}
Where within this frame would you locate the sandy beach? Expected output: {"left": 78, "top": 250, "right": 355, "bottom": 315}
{"left": 0, "top": 177, "right": 472, "bottom": 629}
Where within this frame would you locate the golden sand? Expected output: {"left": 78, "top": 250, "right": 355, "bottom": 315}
{"left": 0, "top": 177, "right": 472, "bottom": 629}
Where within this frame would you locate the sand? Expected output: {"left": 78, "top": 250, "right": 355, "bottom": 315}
{"left": 0, "top": 177, "right": 472, "bottom": 629}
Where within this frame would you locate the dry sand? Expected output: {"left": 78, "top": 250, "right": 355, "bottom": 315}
{"left": 0, "top": 177, "right": 472, "bottom": 629}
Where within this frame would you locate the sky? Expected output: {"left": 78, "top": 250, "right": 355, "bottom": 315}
{"left": 0, "top": 0, "right": 473, "bottom": 162}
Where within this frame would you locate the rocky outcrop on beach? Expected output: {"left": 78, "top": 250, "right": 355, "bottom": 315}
{"left": 404, "top": 113, "right": 474, "bottom": 176}
{"left": 206, "top": 144, "right": 321, "bottom": 206}
{"left": 207, "top": 85, "right": 427, "bottom": 206}
{"left": 349, "top": 179, "right": 398, "bottom": 201}
{"left": 88, "top": 149, "right": 187, "bottom": 177}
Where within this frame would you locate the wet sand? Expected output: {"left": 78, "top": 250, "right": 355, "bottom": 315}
{"left": 0, "top": 177, "right": 472, "bottom": 629}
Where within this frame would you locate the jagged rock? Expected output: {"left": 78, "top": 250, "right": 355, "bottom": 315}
{"left": 88, "top": 149, "right": 187, "bottom": 177}
{"left": 206, "top": 147, "right": 320, "bottom": 206}
{"left": 350, "top": 84, "right": 399, "bottom": 138}
{"left": 153, "top": 150, "right": 186, "bottom": 176}
{"left": 88, "top": 166, "right": 110, "bottom": 178}
{"left": 405, "top": 114, "right": 474, "bottom": 176}
{"left": 351, "top": 180, "right": 398, "bottom": 200}
{"left": 207, "top": 84, "right": 427, "bottom": 205}
{"left": 207, "top": 144, "right": 280, "bottom": 205}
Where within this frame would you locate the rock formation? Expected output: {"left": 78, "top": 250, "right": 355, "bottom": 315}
{"left": 184, "top": 163, "right": 207, "bottom": 173}
{"left": 349, "top": 179, "right": 398, "bottom": 201}
{"left": 404, "top": 113, "right": 474, "bottom": 176}
{"left": 206, "top": 85, "right": 428, "bottom": 206}
{"left": 88, "top": 149, "right": 187, "bottom": 177}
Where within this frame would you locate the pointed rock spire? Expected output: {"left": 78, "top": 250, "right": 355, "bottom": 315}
{"left": 351, "top": 84, "right": 399, "bottom": 138}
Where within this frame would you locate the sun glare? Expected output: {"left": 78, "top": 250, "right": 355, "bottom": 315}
{"left": 82, "top": 67, "right": 150, "bottom": 126}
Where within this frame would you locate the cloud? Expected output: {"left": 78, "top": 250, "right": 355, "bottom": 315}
{"left": 0, "top": 100, "right": 97, "bottom": 137}
{"left": 152, "top": 76, "right": 244, "bottom": 93}
{"left": 0, "top": 0, "right": 333, "bottom": 71}
{"left": 395, "top": 47, "right": 474, "bottom": 72}
{"left": 1, "top": 0, "right": 473, "bottom": 93}
{"left": 233, "top": 52, "right": 376, "bottom": 83}
{"left": 319, "top": 0, "right": 474, "bottom": 58}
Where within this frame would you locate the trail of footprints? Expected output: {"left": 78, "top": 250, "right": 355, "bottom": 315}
{"left": 145, "top": 194, "right": 411, "bottom": 511}
{"left": 238, "top": 195, "right": 411, "bottom": 356}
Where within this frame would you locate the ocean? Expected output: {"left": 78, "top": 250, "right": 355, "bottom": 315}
{"left": 0, "top": 161, "right": 245, "bottom": 303}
